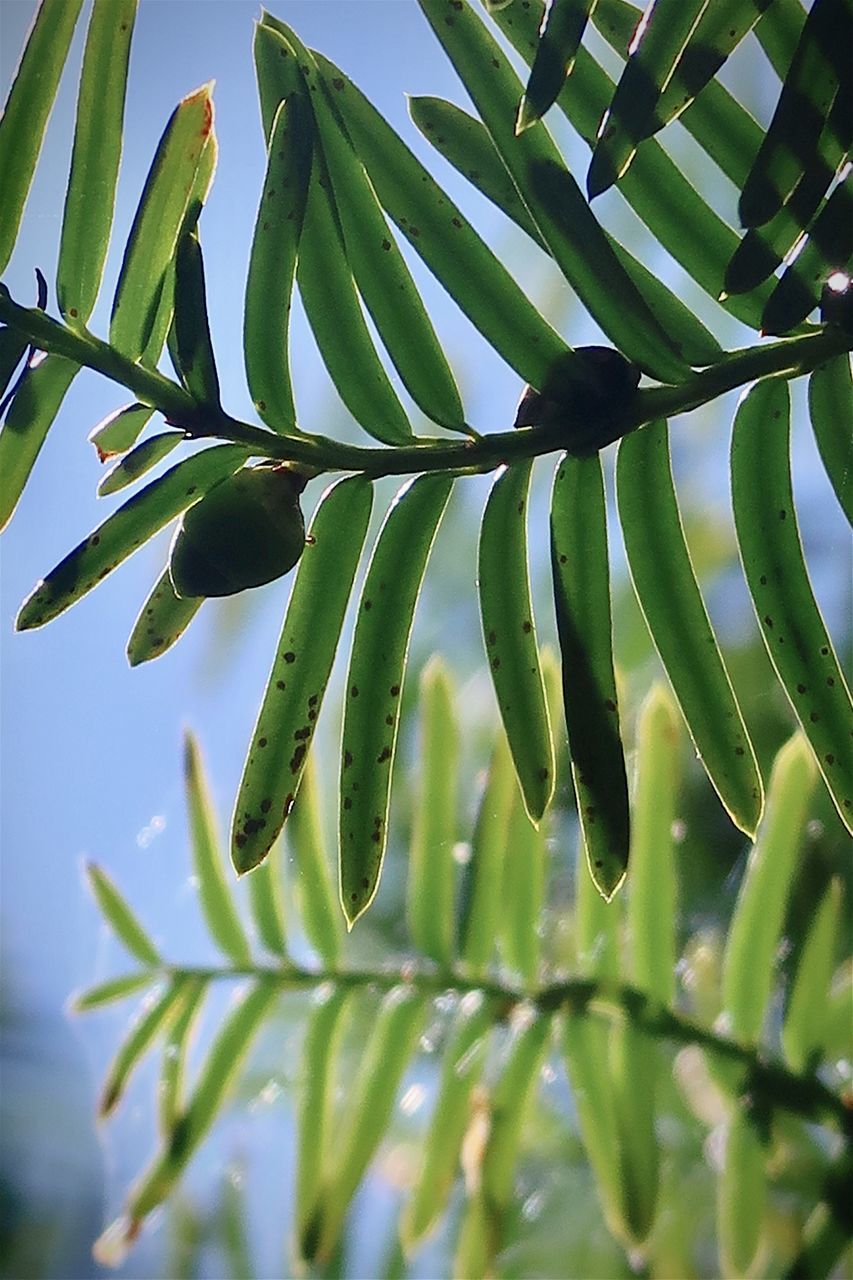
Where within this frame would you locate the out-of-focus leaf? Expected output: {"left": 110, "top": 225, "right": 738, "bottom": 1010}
{"left": 551, "top": 453, "right": 629, "bottom": 899}
{"left": 731, "top": 378, "right": 853, "bottom": 832}
{"left": 717, "top": 1107, "right": 767, "bottom": 1277}
{"left": 517, "top": 0, "right": 598, "bottom": 132}
{"left": 89, "top": 402, "right": 155, "bottom": 461}
{"left": 0, "top": 354, "right": 78, "bottom": 531}
{"left": 71, "top": 972, "right": 154, "bottom": 1012}
{"left": 97, "top": 431, "right": 183, "bottom": 497}
{"left": 57, "top": 0, "right": 137, "bottom": 325}
{"left": 419, "top": 0, "right": 690, "bottom": 384}
{"left": 406, "top": 657, "right": 459, "bottom": 967}
{"left": 782, "top": 877, "right": 843, "bottom": 1073}
{"left": 245, "top": 843, "right": 286, "bottom": 958}
{"left": 110, "top": 84, "right": 215, "bottom": 361}
{"left": 158, "top": 977, "right": 206, "bottom": 1136}
{"left": 479, "top": 461, "right": 554, "bottom": 825}
{"left": 609, "top": 1022, "right": 659, "bottom": 1244}
{"left": 562, "top": 1010, "right": 624, "bottom": 1238}
{"left": 100, "top": 980, "right": 187, "bottom": 1118}
{"left": 0, "top": 0, "right": 85, "bottom": 272}
{"left": 499, "top": 775, "right": 547, "bottom": 986}
{"left": 722, "top": 733, "right": 818, "bottom": 1045}
{"left": 231, "top": 475, "right": 373, "bottom": 875}
{"left": 16, "top": 444, "right": 249, "bottom": 631}
{"left": 85, "top": 861, "right": 161, "bottom": 968}
{"left": 808, "top": 354, "right": 853, "bottom": 524}
{"left": 184, "top": 732, "right": 251, "bottom": 967}
{"left": 617, "top": 420, "right": 763, "bottom": 837}
{"left": 126, "top": 568, "right": 204, "bottom": 667}
{"left": 219, "top": 1165, "right": 255, "bottom": 1280}
{"left": 457, "top": 729, "right": 516, "bottom": 978}
{"left": 480, "top": 1010, "right": 550, "bottom": 1211}
{"left": 288, "top": 754, "right": 342, "bottom": 969}
{"left": 340, "top": 475, "right": 453, "bottom": 927}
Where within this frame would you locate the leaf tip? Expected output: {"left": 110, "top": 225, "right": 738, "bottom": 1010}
{"left": 515, "top": 97, "right": 537, "bottom": 134}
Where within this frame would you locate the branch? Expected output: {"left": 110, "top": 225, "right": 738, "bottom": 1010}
{"left": 1, "top": 286, "right": 850, "bottom": 479}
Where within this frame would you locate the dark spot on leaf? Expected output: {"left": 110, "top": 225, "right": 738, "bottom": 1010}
{"left": 764, "top": 615, "right": 773, "bottom": 628}
{"left": 810, "top": 712, "right": 819, "bottom": 722}
{"left": 538, "top": 767, "right": 549, "bottom": 782}
{"left": 261, "top": 799, "right": 271, "bottom": 814}
{"left": 284, "top": 651, "right": 296, "bottom": 663}
{"left": 351, "top": 685, "right": 359, "bottom": 698}
{"left": 779, "top": 509, "right": 786, "bottom": 520}
{"left": 289, "top": 744, "right": 306, "bottom": 774}
{"left": 390, "top": 684, "right": 400, "bottom": 697}
{"left": 825, "top": 753, "right": 835, "bottom": 765}
{"left": 371, "top": 830, "right": 382, "bottom": 842}
{"left": 821, "top": 646, "right": 829, "bottom": 655}
{"left": 294, "top": 726, "right": 311, "bottom": 741}
{"left": 385, "top": 714, "right": 393, "bottom": 726}
{"left": 344, "top": 797, "right": 352, "bottom": 809}
{"left": 735, "top": 747, "right": 744, "bottom": 756}
{"left": 344, "top": 750, "right": 353, "bottom": 768}
{"left": 522, "top": 620, "right": 532, "bottom": 633}
{"left": 276, "top": 680, "right": 286, "bottom": 690}
{"left": 381, "top": 239, "right": 391, "bottom": 251}
{"left": 377, "top": 747, "right": 391, "bottom": 763}
{"left": 235, "top": 833, "right": 246, "bottom": 849}
{"left": 797, "top": 683, "right": 806, "bottom": 693}
{"left": 492, "top": 657, "right": 501, "bottom": 669}
{"left": 258, "top": 737, "right": 267, "bottom": 748}
{"left": 364, "top": 599, "right": 372, "bottom": 610}
{"left": 487, "top": 630, "right": 497, "bottom": 646}
{"left": 308, "top": 694, "right": 318, "bottom": 706}
{"left": 332, "top": 77, "right": 344, "bottom": 91}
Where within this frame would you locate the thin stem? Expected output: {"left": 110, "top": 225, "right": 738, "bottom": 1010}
{"left": 1, "top": 287, "right": 850, "bottom": 479}
{"left": 152, "top": 959, "right": 850, "bottom": 1131}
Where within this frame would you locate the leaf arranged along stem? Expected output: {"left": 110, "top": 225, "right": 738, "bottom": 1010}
{"left": 419, "top": 0, "right": 690, "bottom": 384}
{"left": 287, "top": 753, "right": 342, "bottom": 969}
{"left": 244, "top": 89, "right": 312, "bottom": 434}
{"left": 782, "top": 877, "right": 843, "bottom": 1074}
{"left": 100, "top": 980, "right": 187, "bottom": 1118}
{"left": 717, "top": 1105, "right": 768, "bottom": 1278}
{"left": 57, "top": 0, "right": 137, "bottom": 325}
{"left": 126, "top": 568, "right": 204, "bottom": 667}
{"left": 85, "top": 861, "right": 162, "bottom": 967}
{"left": 480, "top": 1010, "right": 551, "bottom": 1212}
{"left": 0, "top": 0, "right": 85, "bottom": 273}
{"left": 617, "top": 420, "right": 763, "bottom": 838}
{"left": 184, "top": 732, "right": 251, "bottom": 967}
{"left": 16, "top": 444, "right": 250, "bottom": 631}
{"left": 98, "top": 431, "right": 183, "bottom": 497}
{"left": 261, "top": 16, "right": 466, "bottom": 432}
{"left": 517, "top": 0, "right": 598, "bottom": 132}
{"left": 550, "top": 453, "right": 629, "bottom": 899}
{"left": 340, "top": 474, "right": 453, "bottom": 928}
{"left": 479, "top": 461, "right": 554, "bottom": 825}
{"left": 808, "top": 354, "right": 853, "bottom": 524}
{"left": 158, "top": 977, "right": 207, "bottom": 1136}
{"left": 457, "top": 728, "right": 516, "bottom": 977}
{"left": 89, "top": 402, "right": 155, "bottom": 460}
{"left": 110, "top": 84, "right": 215, "bottom": 362}
{"left": 170, "top": 226, "right": 220, "bottom": 408}
{"left": 406, "top": 657, "right": 459, "bottom": 968}
{"left": 231, "top": 475, "right": 373, "bottom": 875}
{"left": 71, "top": 972, "right": 155, "bottom": 1012}
{"left": 731, "top": 378, "right": 853, "bottom": 833}
{"left": 0, "top": 354, "right": 78, "bottom": 531}
{"left": 246, "top": 843, "right": 286, "bottom": 958}
{"left": 761, "top": 179, "right": 853, "bottom": 335}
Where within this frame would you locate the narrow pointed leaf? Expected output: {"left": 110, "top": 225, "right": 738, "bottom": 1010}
{"left": 158, "top": 977, "right": 207, "bottom": 1136}
{"left": 313, "top": 988, "right": 425, "bottom": 1261}
{"left": 295, "top": 988, "right": 351, "bottom": 1261}
{"left": 244, "top": 90, "right": 312, "bottom": 433}
{"left": 57, "top": 0, "right": 137, "bottom": 324}
{"left": 72, "top": 972, "right": 154, "bottom": 1012}
{"left": 170, "top": 226, "right": 220, "bottom": 408}
{"left": 246, "top": 844, "right": 286, "bottom": 958}
{"left": 312, "top": 51, "right": 575, "bottom": 393}
{"left": 110, "top": 84, "right": 214, "bottom": 361}
{"left": 808, "top": 354, "right": 853, "bottom": 525}
{"left": 0, "top": 354, "right": 78, "bottom": 531}
{"left": 561, "top": 1010, "right": 624, "bottom": 1237}
{"left": 628, "top": 684, "right": 679, "bottom": 1005}
{"left": 479, "top": 461, "right": 554, "bottom": 824}
{"left": 731, "top": 378, "right": 853, "bottom": 832}
{"left": 0, "top": 328, "right": 29, "bottom": 402}
{"left": 97, "top": 431, "right": 183, "bottom": 497}
{"left": 761, "top": 180, "right": 853, "bottom": 335}
{"left": 588, "top": 0, "right": 709, "bottom": 199}
{"left": 184, "top": 732, "right": 251, "bottom": 967}
{"left": 480, "top": 1011, "right": 550, "bottom": 1210}
{"left": 783, "top": 877, "right": 843, "bottom": 1074}
{"left": 407, "top": 657, "right": 459, "bottom": 967}
{"left": 617, "top": 420, "right": 763, "bottom": 837}
{"left": 0, "top": 0, "right": 85, "bottom": 272}
{"left": 499, "top": 780, "right": 547, "bottom": 985}
{"left": 717, "top": 1109, "right": 767, "bottom": 1277}
{"left": 16, "top": 444, "right": 249, "bottom": 631}
{"left": 232, "top": 475, "right": 373, "bottom": 874}
{"left": 288, "top": 754, "right": 342, "bottom": 968}
{"left": 574, "top": 818, "right": 619, "bottom": 981}
{"left": 457, "top": 729, "right": 516, "bottom": 977}
{"left": 517, "top": 0, "right": 598, "bottom": 131}
{"left": 126, "top": 569, "right": 204, "bottom": 667}
{"left": 85, "top": 861, "right": 161, "bottom": 967}
{"left": 402, "top": 994, "right": 494, "bottom": 1247}
{"left": 551, "top": 453, "right": 629, "bottom": 899}
{"left": 100, "top": 980, "right": 187, "bottom": 1118}
{"left": 419, "top": 0, "right": 689, "bottom": 384}
{"left": 609, "top": 1022, "right": 660, "bottom": 1244}
{"left": 722, "top": 733, "right": 818, "bottom": 1045}
{"left": 340, "top": 474, "right": 453, "bottom": 927}
{"left": 89, "top": 402, "right": 155, "bottom": 461}
{"left": 454, "top": 1193, "right": 491, "bottom": 1280}
{"left": 126, "top": 980, "right": 278, "bottom": 1225}
{"left": 260, "top": 17, "right": 466, "bottom": 431}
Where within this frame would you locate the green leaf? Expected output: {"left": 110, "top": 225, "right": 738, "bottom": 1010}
{"left": 244, "top": 91, "right": 312, "bottom": 434}
{"left": 550, "top": 453, "right": 629, "bottom": 899}
{"left": 85, "top": 861, "right": 162, "bottom": 967}
{"left": 0, "top": 327, "right": 29, "bottom": 401}
{"left": 184, "top": 731, "right": 251, "bottom": 967}
{"left": 761, "top": 180, "right": 853, "bottom": 335}
{"left": 245, "top": 843, "right": 287, "bottom": 958}
{"left": 479, "top": 1010, "right": 550, "bottom": 1210}
{"left": 100, "top": 979, "right": 187, "bottom": 1118}
{"left": 340, "top": 474, "right": 454, "bottom": 927}
{"left": 110, "top": 84, "right": 215, "bottom": 361}
{"left": 628, "top": 684, "right": 679, "bottom": 1005}
{"left": 57, "top": 0, "right": 137, "bottom": 325}
{"left": 260, "top": 17, "right": 466, "bottom": 432}
{"left": 0, "top": 354, "right": 78, "bottom": 531}
{"left": 231, "top": 475, "right": 373, "bottom": 875}
{"left": 126, "top": 568, "right": 204, "bottom": 667}
{"left": 457, "top": 728, "right": 516, "bottom": 978}
{"left": 313, "top": 987, "right": 425, "bottom": 1261}
{"left": 479, "top": 461, "right": 555, "bottom": 825}
{"left": 722, "top": 733, "right": 818, "bottom": 1045}
{"left": 731, "top": 378, "right": 853, "bottom": 832}
{"left": 717, "top": 1107, "right": 767, "bottom": 1278}
{"left": 808, "top": 354, "right": 853, "bottom": 525}
{"left": 608, "top": 1022, "right": 660, "bottom": 1245}
{"left": 587, "top": 0, "right": 709, "bottom": 199}
{"left": 71, "top": 972, "right": 155, "bottom": 1012}
{"left": 170, "top": 225, "right": 221, "bottom": 408}
{"left": 0, "top": 0, "right": 85, "bottom": 273}
{"left": 288, "top": 754, "right": 343, "bottom": 969}
{"left": 419, "top": 0, "right": 690, "bottom": 384}
{"left": 89, "top": 402, "right": 155, "bottom": 461}
{"left": 783, "top": 877, "right": 843, "bottom": 1074}
{"left": 97, "top": 431, "right": 183, "bottom": 497}
{"left": 616, "top": 420, "right": 764, "bottom": 838}
{"left": 499, "top": 775, "right": 547, "bottom": 986}
{"left": 517, "top": 0, "right": 597, "bottom": 131}
{"left": 312, "top": 50, "right": 575, "bottom": 394}
{"left": 158, "top": 977, "right": 207, "bottom": 1136}
{"left": 16, "top": 444, "right": 249, "bottom": 631}
{"left": 561, "top": 1010, "right": 624, "bottom": 1239}
{"left": 406, "top": 657, "right": 459, "bottom": 967}
{"left": 402, "top": 994, "right": 494, "bottom": 1248}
